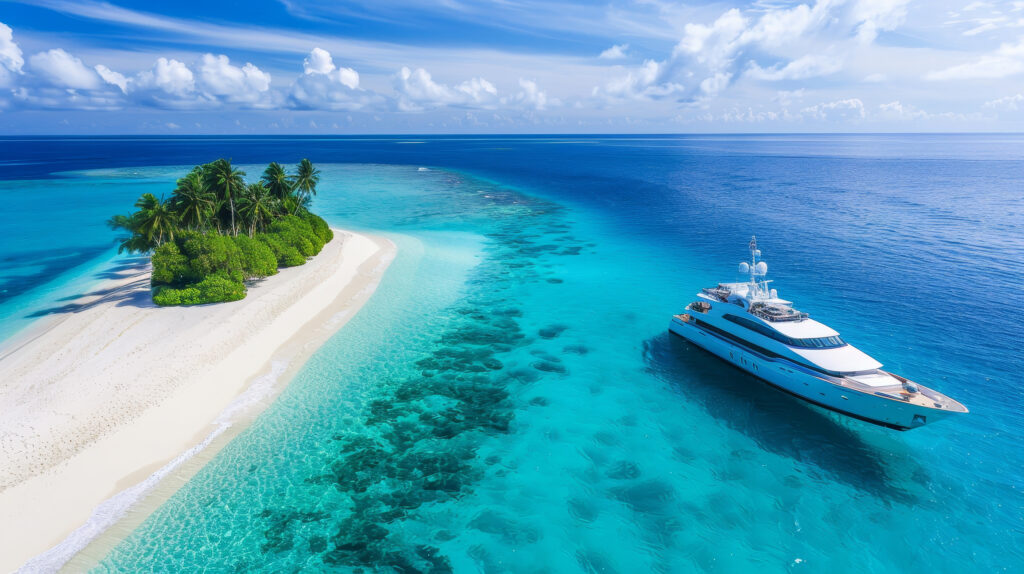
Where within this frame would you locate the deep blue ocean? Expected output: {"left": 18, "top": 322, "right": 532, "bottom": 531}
{"left": 0, "top": 135, "right": 1021, "bottom": 573}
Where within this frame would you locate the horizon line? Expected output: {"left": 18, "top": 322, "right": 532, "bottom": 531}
{"left": 2, "top": 132, "right": 1024, "bottom": 138}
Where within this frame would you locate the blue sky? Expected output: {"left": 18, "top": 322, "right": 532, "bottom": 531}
{"left": 1, "top": 0, "right": 1023, "bottom": 133}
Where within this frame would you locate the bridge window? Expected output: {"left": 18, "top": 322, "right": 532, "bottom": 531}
{"left": 722, "top": 314, "right": 847, "bottom": 349}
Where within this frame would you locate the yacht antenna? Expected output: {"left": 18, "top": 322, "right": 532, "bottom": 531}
{"left": 748, "top": 236, "right": 759, "bottom": 296}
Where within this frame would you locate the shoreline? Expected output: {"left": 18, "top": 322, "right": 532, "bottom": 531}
{"left": 0, "top": 229, "right": 396, "bottom": 573}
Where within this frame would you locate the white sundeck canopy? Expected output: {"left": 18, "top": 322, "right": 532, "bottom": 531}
{"left": 791, "top": 344, "right": 882, "bottom": 373}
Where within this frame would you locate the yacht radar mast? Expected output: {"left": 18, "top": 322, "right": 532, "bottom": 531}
{"left": 738, "top": 236, "right": 770, "bottom": 300}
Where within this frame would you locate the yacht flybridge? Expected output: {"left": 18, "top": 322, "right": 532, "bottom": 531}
{"left": 669, "top": 237, "right": 967, "bottom": 430}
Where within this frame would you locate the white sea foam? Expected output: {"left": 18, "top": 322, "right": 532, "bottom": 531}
{"left": 18, "top": 360, "right": 290, "bottom": 573}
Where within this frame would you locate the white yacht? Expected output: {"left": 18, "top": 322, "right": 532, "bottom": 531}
{"left": 669, "top": 237, "right": 967, "bottom": 430}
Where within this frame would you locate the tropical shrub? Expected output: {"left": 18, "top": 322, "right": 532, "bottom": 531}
{"left": 269, "top": 215, "right": 322, "bottom": 256}
{"left": 257, "top": 233, "right": 306, "bottom": 267}
{"left": 150, "top": 242, "right": 190, "bottom": 286}
{"left": 301, "top": 211, "right": 334, "bottom": 244}
{"left": 233, "top": 235, "right": 279, "bottom": 280}
{"left": 153, "top": 275, "right": 246, "bottom": 306}
{"left": 178, "top": 233, "right": 244, "bottom": 284}
{"left": 152, "top": 285, "right": 202, "bottom": 306}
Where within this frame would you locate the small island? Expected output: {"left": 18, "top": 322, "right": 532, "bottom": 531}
{"left": 109, "top": 158, "right": 333, "bottom": 305}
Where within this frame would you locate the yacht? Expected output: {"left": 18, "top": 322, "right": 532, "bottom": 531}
{"left": 669, "top": 237, "right": 967, "bottom": 430}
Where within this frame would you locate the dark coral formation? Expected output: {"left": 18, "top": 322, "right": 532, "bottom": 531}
{"left": 246, "top": 173, "right": 592, "bottom": 571}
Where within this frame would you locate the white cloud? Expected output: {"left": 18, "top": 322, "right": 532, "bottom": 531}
{"left": 851, "top": 0, "right": 910, "bottom": 43}
{"left": 878, "top": 100, "right": 929, "bottom": 119}
{"left": 673, "top": 8, "right": 747, "bottom": 71}
{"left": 301, "top": 47, "right": 358, "bottom": 88}
{"left": 289, "top": 48, "right": 376, "bottom": 110}
{"left": 599, "top": 44, "right": 629, "bottom": 59}
{"left": 746, "top": 55, "right": 843, "bottom": 81}
{"left": 29, "top": 48, "right": 101, "bottom": 89}
{"left": 456, "top": 76, "right": 498, "bottom": 104}
{"left": 597, "top": 59, "right": 684, "bottom": 101}
{"left": 95, "top": 64, "right": 127, "bottom": 93}
{"left": 738, "top": 3, "right": 820, "bottom": 48}
{"left": 394, "top": 66, "right": 499, "bottom": 111}
{"left": 508, "top": 78, "right": 549, "bottom": 110}
{"left": 0, "top": 21, "right": 23, "bottom": 73}
{"left": 927, "top": 38, "right": 1024, "bottom": 80}
{"left": 596, "top": 1, "right": 907, "bottom": 104}
{"left": 134, "top": 57, "right": 195, "bottom": 97}
{"left": 303, "top": 47, "right": 335, "bottom": 75}
{"left": 984, "top": 93, "right": 1024, "bottom": 110}
{"left": 196, "top": 54, "right": 271, "bottom": 105}
{"left": 700, "top": 72, "right": 732, "bottom": 96}
{"left": 720, "top": 107, "right": 781, "bottom": 122}
{"left": 10, "top": 84, "right": 121, "bottom": 110}
{"left": 801, "top": 98, "right": 866, "bottom": 120}
{"left": 0, "top": 21, "right": 23, "bottom": 88}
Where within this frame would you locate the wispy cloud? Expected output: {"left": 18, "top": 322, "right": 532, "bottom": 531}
{"left": 927, "top": 38, "right": 1024, "bottom": 79}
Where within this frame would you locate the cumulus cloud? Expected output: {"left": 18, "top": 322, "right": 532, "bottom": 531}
{"left": 289, "top": 48, "right": 378, "bottom": 111}
{"left": 29, "top": 48, "right": 101, "bottom": 90}
{"left": 505, "top": 78, "right": 550, "bottom": 110}
{"left": 878, "top": 100, "right": 929, "bottom": 120}
{"left": 0, "top": 21, "right": 23, "bottom": 88}
{"left": 0, "top": 22, "right": 22, "bottom": 71}
{"left": 926, "top": 38, "right": 1024, "bottom": 80}
{"left": 95, "top": 64, "right": 127, "bottom": 93}
{"left": 595, "top": 0, "right": 910, "bottom": 103}
{"left": 599, "top": 44, "right": 629, "bottom": 59}
{"left": 394, "top": 66, "right": 499, "bottom": 111}
{"left": 700, "top": 72, "right": 732, "bottom": 96}
{"left": 303, "top": 47, "right": 335, "bottom": 75}
{"left": 984, "top": 93, "right": 1024, "bottom": 110}
{"left": 134, "top": 57, "right": 195, "bottom": 98}
{"left": 597, "top": 59, "right": 683, "bottom": 101}
{"left": 197, "top": 54, "right": 272, "bottom": 106}
{"left": 302, "top": 47, "right": 358, "bottom": 88}
{"left": 801, "top": 98, "right": 866, "bottom": 120}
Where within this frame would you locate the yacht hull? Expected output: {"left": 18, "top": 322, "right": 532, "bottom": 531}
{"left": 668, "top": 316, "right": 954, "bottom": 430}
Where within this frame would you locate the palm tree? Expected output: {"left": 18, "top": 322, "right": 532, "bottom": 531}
{"left": 292, "top": 158, "right": 320, "bottom": 214}
{"left": 205, "top": 159, "right": 246, "bottom": 236}
{"left": 261, "top": 162, "right": 294, "bottom": 202}
{"left": 171, "top": 167, "right": 216, "bottom": 231}
{"left": 133, "top": 193, "right": 178, "bottom": 247}
{"left": 237, "top": 183, "right": 278, "bottom": 237}
{"left": 107, "top": 213, "right": 151, "bottom": 254}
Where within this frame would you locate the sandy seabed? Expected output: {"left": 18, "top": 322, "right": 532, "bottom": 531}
{"left": 0, "top": 229, "right": 395, "bottom": 573}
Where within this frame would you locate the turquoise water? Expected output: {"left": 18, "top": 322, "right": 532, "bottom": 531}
{"left": 0, "top": 136, "right": 1021, "bottom": 572}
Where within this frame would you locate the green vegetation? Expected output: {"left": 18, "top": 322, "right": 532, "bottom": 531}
{"left": 109, "top": 159, "right": 334, "bottom": 306}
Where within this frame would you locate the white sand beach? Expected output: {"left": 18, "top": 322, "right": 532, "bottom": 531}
{"left": 0, "top": 229, "right": 395, "bottom": 573}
